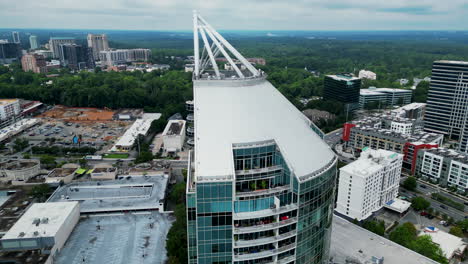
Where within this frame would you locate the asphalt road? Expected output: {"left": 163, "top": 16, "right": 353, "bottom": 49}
{"left": 324, "top": 128, "right": 343, "bottom": 147}
{"left": 400, "top": 187, "right": 467, "bottom": 221}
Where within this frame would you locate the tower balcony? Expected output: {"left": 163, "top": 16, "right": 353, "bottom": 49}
{"left": 233, "top": 243, "right": 296, "bottom": 262}
{"left": 234, "top": 216, "right": 297, "bottom": 234}
{"left": 234, "top": 230, "right": 297, "bottom": 248}
{"left": 233, "top": 204, "right": 298, "bottom": 220}
{"left": 186, "top": 126, "right": 194, "bottom": 137}
{"left": 186, "top": 113, "right": 194, "bottom": 123}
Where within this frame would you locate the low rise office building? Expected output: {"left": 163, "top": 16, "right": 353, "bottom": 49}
{"left": 323, "top": 74, "right": 361, "bottom": 111}
{"left": 359, "top": 87, "right": 412, "bottom": 109}
{"left": 416, "top": 148, "right": 468, "bottom": 193}
{"left": 336, "top": 148, "right": 403, "bottom": 221}
{"left": 0, "top": 202, "right": 80, "bottom": 262}
{"left": 162, "top": 120, "right": 186, "bottom": 153}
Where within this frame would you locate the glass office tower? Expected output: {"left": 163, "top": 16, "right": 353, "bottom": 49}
{"left": 187, "top": 12, "right": 337, "bottom": 264}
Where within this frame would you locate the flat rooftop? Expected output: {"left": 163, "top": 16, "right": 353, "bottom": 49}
{"left": 330, "top": 216, "right": 438, "bottom": 264}
{"left": 0, "top": 160, "right": 39, "bottom": 170}
{"left": 2, "top": 202, "right": 79, "bottom": 240}
{"left": 163, "top": 120, "right": 185, "bottom": 136}
{"left": 54, "top": 212, "right": 173, "bottom": 264}
{"left": 340, "top": 148, "right": 402, "bottom": 177}
{"left": 327, "top": 74, "right": 360, "bottom": 81}
{"left": 420, "top": 229, "right": 466, "bottom": 259}
{"left": 113, "top": 115, "right": 161, "bottom": 149}
{"left": 0, "top": 99, "right": 18, "bottom": 105}
{"left": 435, "top": 60, "right": 468, "bottom": 65}
{"left": 0, "top": 119, "right": 39, "bottom": 143}
{"left": 47, "top": 176, "right": 169, "bottom": 213}
{"left": 194, "top": 78, "right": 335, "bottom": 181}
{"left": 422, "top": 148, "right": 468, "bottom": 163}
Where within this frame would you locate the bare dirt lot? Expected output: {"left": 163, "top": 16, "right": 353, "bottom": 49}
{"left": 39, "top": 105, "right": 115, "bottom": 122}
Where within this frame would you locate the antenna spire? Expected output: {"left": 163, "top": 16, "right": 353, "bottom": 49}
{"left": 193, "top": 12, "right": 259, "bottom": 80}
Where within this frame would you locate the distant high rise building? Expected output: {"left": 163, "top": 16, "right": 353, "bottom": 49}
{"left": 425, "top": 61, "right": 468, "bottom": 153}
{"left": 12, "top": 31, "right": 20, "bottom": 44}
{"left": 29, "top": 35, "right": 38, "bottom": 50}
{"left": 323, "top": 74, "right": 361, "bottom": 111}
{"left": 59, "top": 44, "right": 94, "bottom": 70}
{"left": 48, "top": 37, "right": 75, "bottom": 59}
{"left": 336, "top": 148, "right": 403, "bottom": 221}
{"left": 21, "top": 54, "right": 47, "bottom": 73}
{"left": 0, "top": 42, "right": 21, "bottom": 64}
{"left": 87, "top": 34, "right": 109, "bottom": 61}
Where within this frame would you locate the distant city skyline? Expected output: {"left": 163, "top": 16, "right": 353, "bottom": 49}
{"left": 1, "top": 0, "right": 467, "bottom": 31}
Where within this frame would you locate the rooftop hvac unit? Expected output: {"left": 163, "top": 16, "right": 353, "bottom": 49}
{"left": 41, "top": 217, "right": 49, "bottom": 224}
{"left": 18, "top": 232, "right": 25, "bottom": 237}
{"left": 32, "top": 218, "right": 40, "bottom": 226}
{"left": 33, "top": 231, "right": 39, "bottom": 237}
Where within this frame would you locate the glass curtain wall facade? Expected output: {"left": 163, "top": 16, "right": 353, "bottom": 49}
{"left": 425, "top": 61, "right": 468, "bottom": 153}
{"left": 187, "top": 142, "right": 337, "bottom": 264}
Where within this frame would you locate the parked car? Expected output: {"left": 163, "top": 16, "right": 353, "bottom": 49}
{"left": 440, "top": 205, "right": 447, "bottom": 209}
{"left": 420, "top": 184, "right": 427, "bottom": 188}
{"left": 420, "top": 211, "right": 428, "bottom": 216}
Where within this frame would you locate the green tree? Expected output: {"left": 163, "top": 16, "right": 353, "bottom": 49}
{"left": 29, "top": 184, "right": 52, "bottom": 202}
{"left": 402, "top": 176, "right": 417, "bottom": 191}
{"left": 449, "top": 226, "right": 464, "bottom": 237}
{"left": 456, "top": 219, "right": 468, "bottom": 232}
{"left": 411, "top": 196, "right": 431, "bottom": 211}
{"left": 40, "top": 155, "right": 56, "bottom": 169}
{"left": 410, "top": 235, "right": 448, "bottom": 264}
{"left": 135, "top": 151, "right": 154, "bottom": 164}
{"left": 389, "top": 222, "right": 417, "bottom": 247}
{"left": 362, "top": 220, "right": 386, "bottom": 236}
{"left": 169, "top": 183, "right": 186, "bottom": 205}
{"left": 13, "top": 138, "right": 29, "bottom": 152}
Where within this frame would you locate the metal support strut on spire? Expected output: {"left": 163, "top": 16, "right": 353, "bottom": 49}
{"left": 192, "top": 11, "right": 260, "bottom": 80}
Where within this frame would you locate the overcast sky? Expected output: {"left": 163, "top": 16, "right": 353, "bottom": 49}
{"left": 1, "top": 0, "right": 467, "bottom": 30}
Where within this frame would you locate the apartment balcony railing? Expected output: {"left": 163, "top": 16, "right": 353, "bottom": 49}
{"left": 235, "top": 165, "right": 283, "bottom": 176}
{"left": 236, "top": 185, "right": 290, "bottom": 198}
{"left": 234, "top": 230, "right": 297, "bottom": 248}
{"left": 233, "top": 243, "right": 296, "bottom": 261}
{"left": 277, "top": 255, "right": 295, "bottom": 264}
{"left": 234, "top": 217, "right": 297, "bottom": 234}
{"left": 234, "top": 204, "right": 298, "bottom": 220}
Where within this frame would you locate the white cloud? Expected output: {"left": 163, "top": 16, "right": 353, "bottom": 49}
{"left": 0, "top": 0, "right": 466, "bottom": 30}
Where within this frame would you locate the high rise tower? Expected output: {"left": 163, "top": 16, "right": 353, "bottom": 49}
{"left": 12, "top": 31, "right": 20, "bottom": 44}
{"left": 87, "top": 34, "right": 109, "bottom": 61}
{"left": 186, "top": 12, "right": 337, "bottom": 264}
{"left": 29, "top": 35, "right": 38, "bottom": 50}
{"left": 425, "top": 61, "right": 468, "bottom": 153}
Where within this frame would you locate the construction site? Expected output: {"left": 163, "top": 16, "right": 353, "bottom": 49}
{"left": 38, "top": 105, "right": 116, "bottom": 123}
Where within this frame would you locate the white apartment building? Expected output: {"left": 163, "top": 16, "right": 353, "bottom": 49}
{"left": 416, "top": 148, "right": 468, "bottom": 192}
{"left": 359, "top": 70, "right": 377, "bottom": 80}
{"left": 336, "top": 148, "right": 403, "bottom": 221}
{"left": 99, "top": 49, "right": 151, "bottom": 66}
{"left": 0, "top": 99, "right": 20, "bottom": 121}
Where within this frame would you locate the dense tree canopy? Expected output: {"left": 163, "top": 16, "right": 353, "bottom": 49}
{"left": 0, "top": 66, "right": 193, "bottom": 118}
